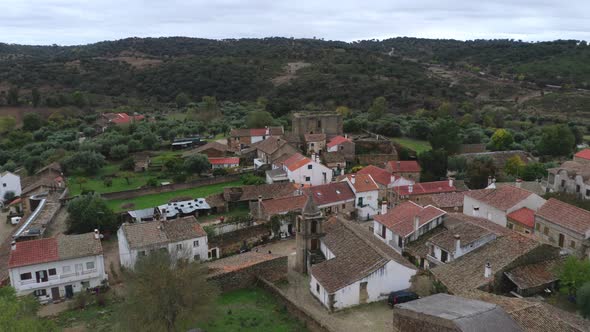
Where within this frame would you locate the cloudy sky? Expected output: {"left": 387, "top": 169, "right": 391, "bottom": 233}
{"left": 1, "top": 0, "right": 589, "bottom": 45}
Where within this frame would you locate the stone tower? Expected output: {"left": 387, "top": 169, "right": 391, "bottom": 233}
{"left": 295, "top": 194, "right": 325, "bottom": 274}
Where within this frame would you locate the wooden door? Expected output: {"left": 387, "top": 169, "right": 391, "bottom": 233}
{"left": 559, "top": 233, "right": 565, "bottom": 248}
{"left": 311, "top": 239, "right": 319, "bottom": 250}
{"left": 65, "top": 285, "right": 74, "bottom": 298}
{"left": 51, "top": 287, "right": 60, "bottom": 301}
{"left": 359, "top": 282, "right": 369, "bottom": 304}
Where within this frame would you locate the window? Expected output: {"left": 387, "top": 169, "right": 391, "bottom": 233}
{"left": 561, "top": 180, "right": 566, "bottom": 187}
{"left": 86, "top": 262, "right": 95, "bottom": 270}
{"left": 380, "top": 225, "right": 386, "bottom": 238}
{"left": 138, "top": 250, "right": 146, "bottom": 257}
{"left": 558, "top": 234, "right": 565, "bottom": 248}
{"left": 544, "top": 226, "right": 549, "bottom": 235}
{"left": 316, "top": 283, "right": 320, "bottom": 293}
{"left": 507, "top": 223, "right": 514, "bottom": 230}
{"left": 33, "top": 289, "right": 47, "bottom": 297}
{"left": 63, "top": 266, "right": 71, "bottom": 273}
{"left": 20, "top": 272, "right": 32, "bottom": 281}
{"left": 48, "top": 268, "right": 57, "bottom": 276}
{"left": 587, "top": 189, "right": 590, "bottom": 197}
{"left": 194, "top": 254, "right": 201, "bottom": 261}
{"left": 397, "top": 236, "right": 403, "bottom": 248}
{"left": 81, "top": 281, "right": 90, "bottom": 289}
{"left": 307, "top": 164, "right": 313, "bottom": 169}
{"left": 342, "top": 204, "right": 345, "bottom": 209}
{"left": 193, "top": 240, "right": 199, "bottom": 247}
{"left": 577, "top": 185, "right": 581, "bottom": 193}
{"left": 571, "top": 240, "right": 577, "bottom": 249}
{"left": 310, "top": 143, "right": 315, "bottom": 147}
{"left": 441, "top": 250, "right": 448, "bottom": 263}
{"left": 535, "top": 223, "right": 541, "bottom": 231}
{"left": 305, "top": 176, "right": 311, "bottom": 182}
{"left": 2, "top": 183, "right": 5, "bottom": 187}
{"left": 317, "top": 120, "right": 322, "bottom": 128}
{"left": 176, "top": 244, "right": 183, "bottom": 251}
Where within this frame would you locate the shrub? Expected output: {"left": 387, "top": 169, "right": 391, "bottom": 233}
{"left": 212, "top": 168, "right": 228, "bottom": 176}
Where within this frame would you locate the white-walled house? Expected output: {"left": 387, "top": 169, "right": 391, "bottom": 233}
{"left": 373, "top": 201, "right": 446, "bottom": 253}
{"left": 282, "top": 153, "right": 333, "bottom": 186}
{"left": 208, "top": 157, "right": 240, "bottom": 169}
{"left": 0, "top": 171, "right": 21, "bottom": 201}
{"left": 118, "top": 216, "right": 208, "bottom": 269}
{"left": 310, "top": 217, "right": 417, "bottom": 311}
{"left": 341, "top": 174, "right": 380, "bottom": 220}
{"left": 8, "top": 232, "right": 107, "bottom": 303}
{"left": 463, "top": 186, "right": 546, "bottom": 227}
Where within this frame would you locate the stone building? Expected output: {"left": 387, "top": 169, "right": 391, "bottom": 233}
{"left": 292, "top": 112, "right": 343, "bottom": 140}
{"left": 294, "top": 195, "right": 325, "bottom": 274}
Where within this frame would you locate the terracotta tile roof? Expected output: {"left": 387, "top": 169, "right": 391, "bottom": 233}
{"left": 107, "top": 113, "right": 144, "bottom": 124}
{"left": 121, "top": 216, "right": 206, "bottom": 249}
{"left": 428, "top": 222, "right": 493, "bottom": 254}
{"left": 548, "top": 161, "right": 590, "bottom": 183}
{"left": 431, "top": 234, "right": 541, "bottom": 293}
{"left": 230, "top": 127, "right": 284, "bottom": 137}
{"left": 446, "top": 213, "right": 512, "bottom": 236}
{"left": 374, "top": 201, "right": 446, "bottom": 238}
{"left": 261, "top": 195, "right": 307, "bottom": 215}
{"left": 283, "top": 153, "right": 312, "bottom": 171}
{"left": 252, "top": 136, "right": 296, "bottom": 155}
{"left": 357, "top": 165, "right": 391, "bottom": 186}
{"left": 419, "top": 192, "right": 465, "bottom": 209}
{"left": 395, "top": 180, "right": 456, "bottom": 196}
{"left": 208, "top": 157, "right": 240, "bottom": 165}
{"left": 326, "top": 135, "right": 351, "bottom": 148}
{"left": 223, "top": 182, "right": 297, "bottom": 202}
{"left": 342, "top": 174, "right": 379, "bottom": 192}
{"left": 304, "top": 182, "right": 355, "bottom": 206}
{"left": 304, "top": 133, "right": 326, "bottom": 142}
{"left": 507, "top": 207, "right": 535, "bottom": 228}
{"left": 465, "top": 186, "right": 534, "bottom": 211}
{"left": 207, "top": 251, "right": 279, "bottom": 276}
{"left": 404, "top": 227, "right": 445, "bottom": 258}
{"left": 494, "top": 181, "right": 546, "bottom": 196}
{"left": 536, "top": 198, "right": 590, "bottom": 236}
{"left": 387, "top": 160, "right": 421, "bottom": 173}
{"left": 322, "top": 151, "right": 345, "bottom": 164}
{"left": 9, "top": 233, "right": 103, "bottom": 268}
{"left": 504, "top": 258, "right": 563, "bottom": 290}
{"left": 574, "top": 149, "right": 590, "bottom": 160}
{"left": 311, "top": 217, "right": 416, "bottom": 293}
{"left": 183, "top": 141, "right": 230, "bottom": 157}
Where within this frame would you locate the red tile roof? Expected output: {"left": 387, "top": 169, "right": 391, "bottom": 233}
{"left": 304, "top": 133, "right": 326, "bottom": 142}
{"left": 507, "top": 207, "right": 535, "bottom": 228}
{"left": 343, "top": 174, "right": 379, "bottom": 192}
{"left": 8, "top": 238, "right": 58, "bottom": 268}
{"left": 283, "top": 153, "right": 312, "bottom": 171}
{"left": 108, "top": 113, "right": 144, "bottom": 124}
{"left": 575, "top": 149, "right": 590, "bottom": 161}
{"left": 305, "top": 182, "right": 355, "bottom": 206}
{"left": 388, "top": 160, "right": 421, "bottom": 173}
{"left": 261, "top": 195, "right": 307, "bottom": 215}
{"left": 536, "top": 198, "right": 590, "bottom": 235}
{"left": 395, "top": 180, "right": 456, "bottom": 196}
{"left": 465, "top": 186, "right": 533, "bottom": 211}
{"left": 357, "top": 165, "right": 391, "bottom": 186}
{"left": 374, "top": 201, "right": 446, "bottom": 237}
{"left": 208, "top": 157, "right": 240, "bottom": 165}
{"left": 326, "top": 135, "right": 351, "bottom": 148}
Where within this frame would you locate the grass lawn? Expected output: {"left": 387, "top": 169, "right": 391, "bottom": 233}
{"left": 200, "top": 288, "right": 307, "bottom": 332}
{"left": 53, "top": 300, "right": 123, "bottom": 332}
{"left": 204, "top": 133, "right": 227, "bottom": 142}
{"left": 393, "top": 137, "right": 432, "bottom": 154}
{"left": 107, "top": 179, "right": 244, "bottom": 212}
{"left": 200, "top": 205, "right": 250, "bottom": 222}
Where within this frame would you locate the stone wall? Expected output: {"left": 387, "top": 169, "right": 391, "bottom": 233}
{"left": 208, "top": 256, "right": 287, "bottom": 292}
{"left": 209, "top": 224, "right": 271, "bottom": 257}
{"left": 357, "top": 154, "right": 398, "bottom": 168}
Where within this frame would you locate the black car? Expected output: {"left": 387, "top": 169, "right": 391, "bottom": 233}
{"left": 387, "top": 291, "right": 419, "bottom": 307}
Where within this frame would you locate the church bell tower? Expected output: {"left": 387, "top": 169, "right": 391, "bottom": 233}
{"left": 295, "top": 194, "right": 325, "bottom": 274}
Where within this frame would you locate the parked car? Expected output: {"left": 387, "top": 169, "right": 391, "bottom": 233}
{"left": 388, "top": 290, "right": 419, "bottom": 307}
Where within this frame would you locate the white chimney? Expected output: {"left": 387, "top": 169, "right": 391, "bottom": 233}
{"left": 408, "top": 184, "right": 413, "bottom": 194}
{"left": 487, "top": 176, "right": 492, "bottom": 186}
{"left": 341, "top": 168, "right": 345, "bottom": 176}
{"left": 448, "top": 177, "right": 454, "bottom": 188}
{"left": 413, "top": 216, "right": 420, "bottom": 234}
{"left": 258, "top": 195, "right": 263, "bottom": 219}
{"left": 515, "top": 178, "right": 522, "bottom": 188}
{"left": 484, "top": 262, "right": 492, "bottom": 278}
{"left": 492, "top": 177, "right": 496, "bottom": 183}
{"left": 311, "top": 153, "right": 316, "bottom": 162}
{"left": 454, "top": 234, "right": 462, "bottom": 257}
{"left": 265, "top": 126, "right": 270, "bottom": 135}
{"left": 344, "top": 134, "right": 348, "bottom": 139}
{"left": 94, "top": 229, "right": 100, "bottom": 240}
{"left": 351, "top": 174, "right": 356, "bottom": 184}
{"left": 381, "top": 201, "right": 388, "bottom": 215}
{"left": 391, "top": 175, "right": 396, "bottom": 184}
{"left": 11, "top": 241, "right": 16, "bottom": 251}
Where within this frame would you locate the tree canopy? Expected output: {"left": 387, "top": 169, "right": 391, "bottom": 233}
{"left": 66, "top": 193, "right": 118, "bottom": 234}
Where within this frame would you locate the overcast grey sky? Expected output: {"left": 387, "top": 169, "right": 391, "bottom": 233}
{"left": 1, "top": 0, "right": 589, "bottom": 45}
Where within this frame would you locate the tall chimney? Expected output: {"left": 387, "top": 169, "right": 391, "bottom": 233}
{"left": 413, "top": 216, "right": 420, "bottom": 234}
{"left": 492, "top": 177, "right": 496, "bottom": 183}
{"left": 487, "top": 176, "right": 492, "bottom": 186}
{"left": 381, "top": 201, "right": 388, "bottom": 215}
{"left": 408, "top": 184, "right": 413, "bottom": 194}
{"left": 448, "top": 177, "right": 454, "bottom": 188}
{"left": 341, "top": 168, "right": 345, "bottom": 176}
{"left": 397, "top": 161, "right": 401, "bottom": 169}
{"left": 484, "top": 262, "right": 492, "bottom": 278}
{"left": 257, "top": 195, "right": 263, "bottom": 220}
{"left": 351, "top": 174, "right": 356, "bottom": 184}
{"left": 344, "top": 134, "right": 348, "bottom": 139}
{"left": 390, "top": 175, "right": 396, "bottom": 184}
{"left": 515, "top": 178, "right": 522, "bottom": 188}
{"left": 11, "top": 241, "right": 16, "bottom": 251}
{"left": 94, "top": 229, "right": 99, "bottom": 240}
{"left": 454, "top": 234, "right": 462, "bottom": 257}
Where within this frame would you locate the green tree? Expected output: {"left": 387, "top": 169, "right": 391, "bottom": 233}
{"left": 109, "top": 144, "right": 129, "bottom": 160}
{"left": 335, "top": 105, "right": 351, "bottom": 118}
{"left": 521, "top": 162, "right": 547, "bottom": 181}
{"left": 368, "top": 96, "right": 387, "bottom": 121}
{"left": 576, "top": 282, "right": 590, "bottom": 318}
{"left": 184, "top": 154, "right": 210, "bottom": 175}
{"left": 7, "top": 87, "right": 19, "bottom": 105}
{"left": 22, "top": 113, "right": 44, "bottom": 131}
{"left": 490, "top": 129, "right": 514, "bottom": 151}
{"left": 119, "top": 251, "right": 218, "bottom": 332}
{"left": 31, "top": 88, "right": 41, "bottom": 107}
{"left": 141, "top": 133, "right": 159, "bottom": 150}
{"left": 466, "top": 156, "right": 496, "bottom": 189}
{"left": 66, "top": 193, "right": 118, "bottom": 234}
{"left": 0, "top": 116, "right": 16, "bottom": 134}
{"left": 120, "top": 157, "right": 136, "bottom": 171}
{"left": 24, "top": 156, "right": 42, "bottom": 175}
{"left": 559, "top": 256, "right": 590, "bottom": 296}
{"left": 63, "top": 151, "right": 106, "bottom": 175}
{"left": 504, "top": 155, "right": 525, "bottom": 177}
{"left": 537, "top": 124, "right": 575, "bottom": 157}
{"left": 418, "top": 149, "right": 448, "bottom": 182}
{"left": 246, "top": 110, "right": 274, "bottom": 128}
{"left": 429, "top": 119, "right": 461, "bottom": 154}
{"left": 118, "top": 171, "right": 136, "bottom": 185}
{"left": 72, "top": 91, "right": 86, "bottom": 108}
{"left": 175, "top": 92, "right": 191, "bottom": 108}
{"left": 74, "top": 176, "right": 88, "bottom": 191}
{"left": 0, "top": 287, "right": 57, "bottom": 331}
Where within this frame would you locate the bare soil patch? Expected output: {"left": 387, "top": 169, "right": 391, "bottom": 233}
{"left": 271, "top": 61, "right": 311, "bottom": 86}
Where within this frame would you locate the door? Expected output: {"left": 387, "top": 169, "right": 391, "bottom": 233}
{"left": 287, "top": 224, "right": 293, "bottom": 235}
{"left": 559, "top": 233, "right": 565, "bottom": 248}
{"left": 359, "top": 282, "right": 369, "bottom": 304}
{"left": 51, "top": 287, "right": 60, "bottom": 301}
{"left": 65, "top": 285, "right": 74, "bottom": 298}
{"left": 311, "top": 239, "right": 319, "bottom": 250}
